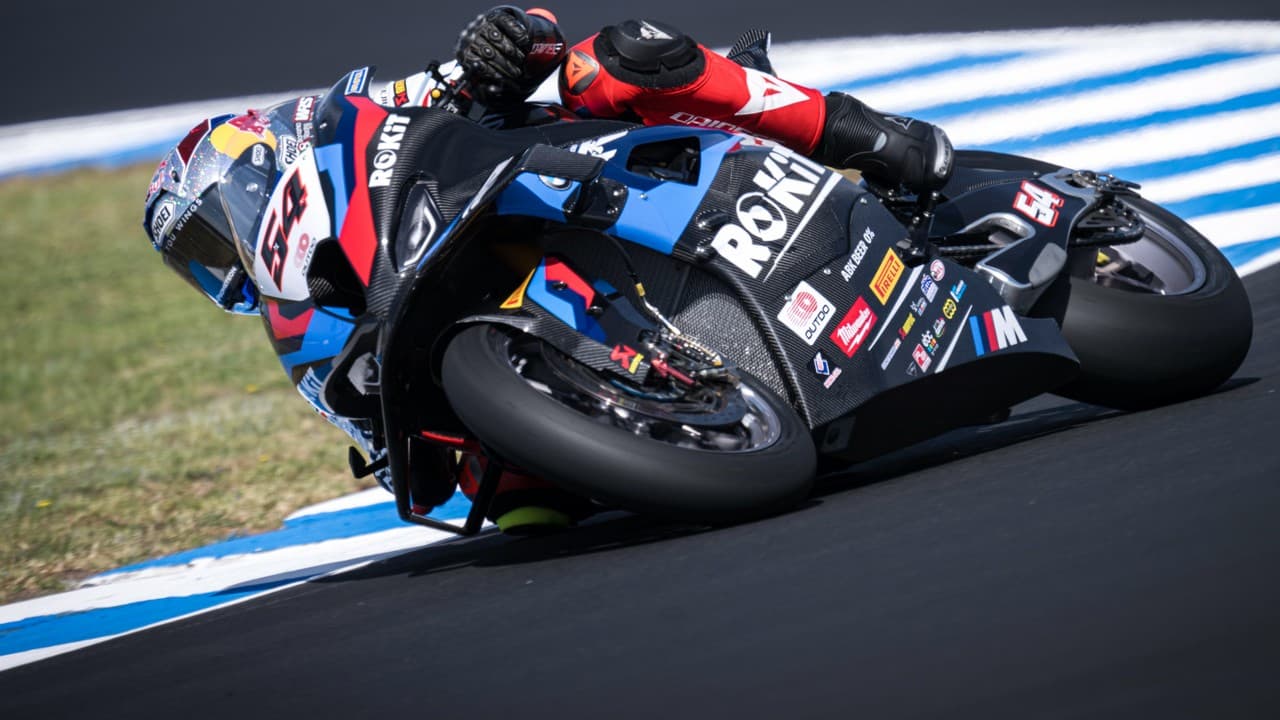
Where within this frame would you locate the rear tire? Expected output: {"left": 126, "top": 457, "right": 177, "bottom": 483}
{"left": 441, "top": 324, "right": 816, "bottom": 523}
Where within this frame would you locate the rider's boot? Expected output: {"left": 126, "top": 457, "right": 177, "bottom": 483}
{"left": 809, "top": 93, "right": 955, "bottom": 195}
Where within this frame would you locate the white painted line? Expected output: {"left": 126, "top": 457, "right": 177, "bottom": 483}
{"left": 1025, "top": 103, "right": 1280, "bottom": 170}
{"left": 1185, "top": 203, "right": 1280, "bottom": 248}
{"left": 945, "top": 54, "right": 1280, "bottom": 145}
{"left": 855, "top": 44, "right": 1249, "bottom": 114}
{"left": 1138, "top": 153, "right": 1280, "bottom": 204}
{"left": 1238, "top": 246, "right": 1280, "bottom": 276}
{"left": 286, "top": 486, "right": 392, "bottom": 520}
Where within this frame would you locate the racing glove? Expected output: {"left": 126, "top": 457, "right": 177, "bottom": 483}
{"left": 811, "top": 92, "right": 954, "bottom": 194}
{"left": 455, "top": 6, "right": 567, "bottom": 108}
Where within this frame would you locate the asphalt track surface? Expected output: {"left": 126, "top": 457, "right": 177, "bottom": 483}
{"left": 1, "top": 280, "right": 1277, "bottom": 716}
{"left": 3, "top": 0, "right": 1279, "bottom": 123}
{"left": 5, "top": 3, "right": 1280, "bottom": 718}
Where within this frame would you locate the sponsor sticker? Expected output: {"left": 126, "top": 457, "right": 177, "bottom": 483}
{"left": 829, "top": 296, "right": 878, "bottom": 357}
{"left": 929, "top": 259, "right": 945, "bottom": 282}
{"left": 880, "top": 337, "right": 902, "bottom": 370}
{"left": 345, "top": 67, "right": 369, "bottom": 95}
{"left": 278, "top": 135, "right": 298, "bottom": 166}
{"left": 149, "top": 200, "right": 175, "bottom": 242}
{"left": 823, "top": 366, "right": 843, "bottom": 389}
{"left": 812, "top": 352, "right": 831, "bottom": 376}
{"left": 920, "top": 275, "right": 939, "bottom": 302}
{"left": 970, "top": 306, "right": 1027, "bottom": 355}
{"left": 709, "top": 146, "right": 832, "bottom": 280}
{"left": 1013, "top": 181, "right": 1064, "bottom": 227}
{"left": 369, "top": 114, "right": 411, "bottom": 188}
{"left": 912, "top": 343, "right": 932, "bottom": 372}
{"left": 393, "top": 79, "right": 409, "bottom": 106}
{"left": 942, "top": 298, "right": 957, "bottom": 320}
{"left": 293, "top": 95, "right": 315, "bottom": 123}
{"left": 898, "top": 314, "right": 916, "bottom": 338}
{"left": 910, "top": 297, "right": 928, "bottom": 316}
{"left": 869, "top": 249, "right": 904, "bottom": 304}
{"left": 611, "top": 344, "right": 645, "bottom": 374}
{"left": 949, "top": 280, "right": 967, "bottom": 302}
{"left": 921, "top": 330, "right": 938, "bottom": 355}
{"left": 777, "top": 280, "right": 834, "bottom": 346}
{"left": 839, "top": 227, "right": 875, "bottom": 282}
{"left": 932, "top": 317, "right": 947, "bottom": 338}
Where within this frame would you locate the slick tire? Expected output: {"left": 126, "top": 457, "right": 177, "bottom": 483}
{"left": 442, "top": 324, "right": 816, "bottom": 524}
{"left": 1054, "top": 196, "right": 1253, "bottom": 409}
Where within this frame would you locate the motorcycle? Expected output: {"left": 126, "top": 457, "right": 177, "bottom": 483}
{"left": 221, "top": 66, "right": 1252, "bottom": 533}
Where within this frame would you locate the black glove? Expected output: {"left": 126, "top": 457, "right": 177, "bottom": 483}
{"left": 455, "top": 6, "right": 566, "bottom": 108}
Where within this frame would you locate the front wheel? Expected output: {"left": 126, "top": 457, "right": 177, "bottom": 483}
{"left": 441, "top": 325, "right": 816, "bottom": 523}
{"left": 1054, "top": 196, "right": 1253, "bottom": 409}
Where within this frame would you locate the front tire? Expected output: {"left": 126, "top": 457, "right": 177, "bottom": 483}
{"left": 1054, "top": 196, "right": 1253, "bottom": 409}
{"left": 441, "top": 325, "right": 816, "bottom": 523}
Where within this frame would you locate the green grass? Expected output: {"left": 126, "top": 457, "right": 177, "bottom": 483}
{"left": 0, "top": 165, "right": 374, "bottom": 603}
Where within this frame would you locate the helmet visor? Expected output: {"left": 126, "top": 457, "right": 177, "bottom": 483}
{"left": 159, "top": 185, "right": 249, "bottom": 310}
{"left": 220, "top": 142, "right": 280, "bottom": 270}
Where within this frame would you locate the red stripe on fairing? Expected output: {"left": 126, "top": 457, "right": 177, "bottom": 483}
{"left": 543, "top": 257, "right": 597, "bottom": 305}
{"left": 339, "top": 97, "right": 388, "bottom": 285}
{"left": 265, "top": 299, "right": 315, "bottom": 339}
{"left": 984, "top": 310, "right": 999, "bottom": 350}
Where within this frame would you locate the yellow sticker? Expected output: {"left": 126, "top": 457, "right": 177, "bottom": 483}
{"left": 943, "top": 298, "right": 957, "bottom": 320}
{"left": 869, "top": 249, "right": 904, "bottom": 304}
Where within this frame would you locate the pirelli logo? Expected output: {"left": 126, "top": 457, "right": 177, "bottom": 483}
{"left": 869, "top": 249, "right": 904, "bottom": 304}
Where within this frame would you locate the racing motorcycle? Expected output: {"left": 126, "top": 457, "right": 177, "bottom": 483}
{"left": 224, "top": 66, "right": 1252, "bottom": 533}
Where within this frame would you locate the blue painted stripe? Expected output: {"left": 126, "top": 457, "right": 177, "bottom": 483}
{"left": 1162, "top": 183, "right": 1280, "bottom": 220}
{"left": 100, "top": 490, "right": 471, "bottom": 576}
{"left": 982, "top": 87, "right": 1280, "bottom": 156}
{"left": 912, "top": 51, "right": 1261, "bottom": 122}
{"left": 1107, "top": 136, "right": 1280, "bottom": 183}
{"left": 828, "top": 50, "right": 1031, "bottom": 95}
{"left": 1223, "top": 236, "right": 1280, "bottom": 267}
{"left": 0, "top": 579, "right": 300, "bottom": 656}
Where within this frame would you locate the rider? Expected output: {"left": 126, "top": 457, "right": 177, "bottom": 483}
{"left": 142, "top": 7, "right": 953, "bottom": 533}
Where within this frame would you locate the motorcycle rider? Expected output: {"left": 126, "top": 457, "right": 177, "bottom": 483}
{"left": 142, "top": 6, "right": 953, "bottom": 533}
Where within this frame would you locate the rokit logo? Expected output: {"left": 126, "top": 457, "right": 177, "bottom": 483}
{"left": 776, "top": 280, "right": 834, "bottom": 346}
{"left": 710, "top": 147, "right": 830, "bottom": 279}
{"left": 829, "top": 297, "right": 877, "bottom": 358}
{"left": 368, "top": 114, "right": 411, "bottom": 188}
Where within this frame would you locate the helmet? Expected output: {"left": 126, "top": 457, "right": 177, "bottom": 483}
{"left": 143, "top": 108, "right": 289, "bottom": 314}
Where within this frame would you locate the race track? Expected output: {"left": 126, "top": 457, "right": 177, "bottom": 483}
{"left": 3, "top": 1, "right": 1280, "bottom": 716}
{"left": 1, "top": 271, "right": 1277, "bottom": 716}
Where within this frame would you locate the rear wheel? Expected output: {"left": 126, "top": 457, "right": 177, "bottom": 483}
{"left": 1054, "top": 196, "right": 1252, "bottom": 409}
{"left": 441, "top": 325, "right": 816, "bottom": 523}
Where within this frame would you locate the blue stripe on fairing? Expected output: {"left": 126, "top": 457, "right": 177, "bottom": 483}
{"left": 909, "top": 51, "right": 1262, "bottom": 123}
{"left": 827, "top": 50, "right": 1031, "bottom": 95}
{"left": 314, "top": 143, "right": 349, "bottom": 233}
{"left": 100, "top": 490, "right": 472, "bottom": 576}
{"left": 969, "top": 314, "right": 985, "bottom": 356}
{"left": 1162, "top": 185, "right": 1280, "bottom": 220}
{"left": 277, "top": 309, "right": 356, "bottom": 374}
{"left": 980, "top": 88, "right": 1280, "bottom": 156}
{"left": 1106, "top": 137, "right": 1280, "bottom": 183}
{"left": 1222, "top": 236, "right": 1280, "bottom": 266}
{"left": 0, "top": 492, "right": 473, "bottom": 656}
